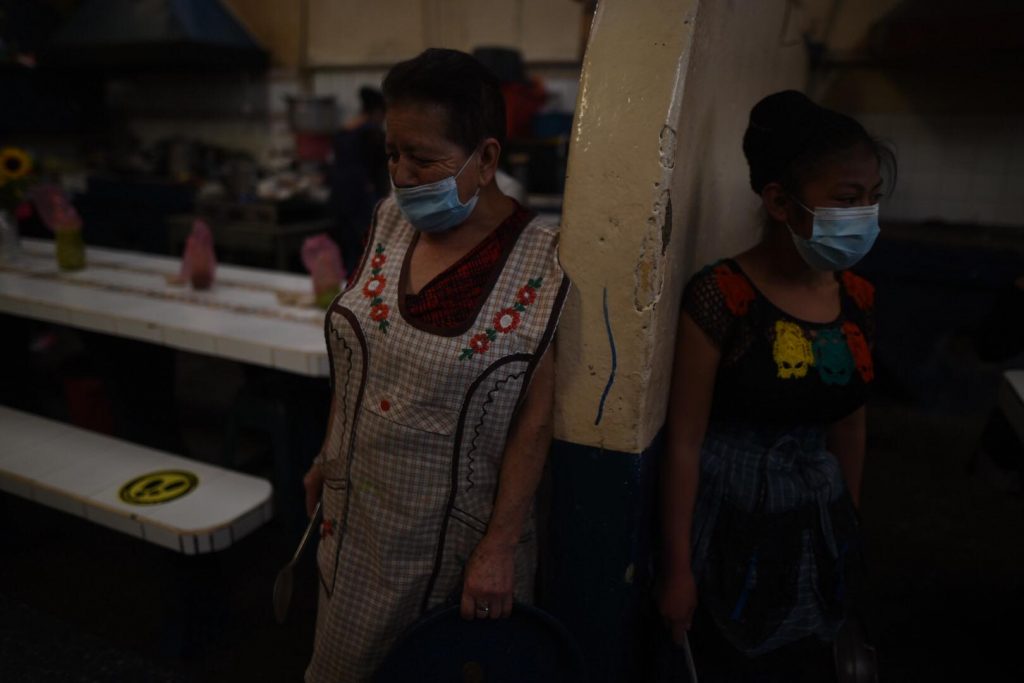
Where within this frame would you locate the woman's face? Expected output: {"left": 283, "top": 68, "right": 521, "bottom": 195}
{"left": 384, "top": 102, "right": 478, "bottom": 203}
{"left": 788, "top": 144, "right": 883, "bottom": 239}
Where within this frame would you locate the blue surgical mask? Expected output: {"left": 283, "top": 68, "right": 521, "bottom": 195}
{"left": 391, "top": 152, "right": 479, "bottom": 233}
{"left": 788, "top": 200, "right": 880, "bottom": 271}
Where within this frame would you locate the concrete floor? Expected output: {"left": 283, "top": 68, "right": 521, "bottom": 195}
{"left": 1, "top": 228, "right": 1022, "bottom": 682}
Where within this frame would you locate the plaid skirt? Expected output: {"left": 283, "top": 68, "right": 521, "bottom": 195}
{"left": 690, "top": 421, "right": 861, "bottom": 656}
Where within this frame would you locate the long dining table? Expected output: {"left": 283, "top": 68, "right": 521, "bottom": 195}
{"left": 0, "top": 238, "right": 330, "bottom": 376}
{"left": 0, "top": 238, "right": 335, "bottom": 551}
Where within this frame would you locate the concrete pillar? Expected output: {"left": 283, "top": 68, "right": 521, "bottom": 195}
{"left": 544, "top": 1, "right": 809, "bottom": 680}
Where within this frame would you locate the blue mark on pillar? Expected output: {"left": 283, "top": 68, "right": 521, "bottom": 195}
{"left": 595, "top": 286, "right": 617, "bottom": 425}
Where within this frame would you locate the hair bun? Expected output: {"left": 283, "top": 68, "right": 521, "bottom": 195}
{"left": 740, "top": 90, "right": 889, "bottom": 200}
{"left": 748, "top": 90, "right": 821, "bottom": 133}
{"left": 743, "top": 90, "right": 827, "bottom": 194}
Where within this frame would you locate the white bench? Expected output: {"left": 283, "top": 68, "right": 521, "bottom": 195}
{"left": 1000, "top": 370, "right": 1024, "bottom": 446}
{"left": 0, "top": 405, "right": 273, "bottom": 554}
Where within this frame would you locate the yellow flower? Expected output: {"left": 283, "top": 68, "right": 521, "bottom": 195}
{"left": 0, "top": 147, "right": 32, "bottom": 181}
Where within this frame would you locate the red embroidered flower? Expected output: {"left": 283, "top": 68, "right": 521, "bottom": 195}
{"left": 469, "top": 333, "right": 490, "bottom": 354}
{"left": 842, "top": 321, "right": 874, "bottom": 382}
{"left": 460, "top": 276, "right": 543, "bottom": 361}
{"left": 370, "top": 303, "right": 390, "bottom": 322}
{"left": 841, "top": 271, "right": 875, "bottom": 310}
{"left": 713, "top": 264, "right": 755, "bottom": 316}
{"left": 363, "top": 274, "right": 386, "bottom": 298}
{"left": 493, "top": 308, "right": 521, "bottom": 334}
{"left": 371, "top": 253, "right": 387, "bottom": 269}
{"left": 517, "top": 285, "right": 537, "bottom": 306}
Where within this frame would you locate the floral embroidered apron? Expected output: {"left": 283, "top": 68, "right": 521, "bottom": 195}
{"left": 306, "top": 197, "right": 569, "bottom": 683}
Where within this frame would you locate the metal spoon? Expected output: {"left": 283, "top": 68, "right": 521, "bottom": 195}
{"left": 681, "top": 632, "right": 698, "bottom": 682}
{"left": 273, "top": 500, "right": 322, "bottom": 624}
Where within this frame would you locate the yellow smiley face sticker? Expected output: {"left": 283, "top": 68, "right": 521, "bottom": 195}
{"left": 119, "top": 470, "right": 198, "bottom": 505}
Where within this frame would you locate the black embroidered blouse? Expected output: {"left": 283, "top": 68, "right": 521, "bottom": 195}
{"left": 681, "top": 259, "right": 876, "bottom": 425}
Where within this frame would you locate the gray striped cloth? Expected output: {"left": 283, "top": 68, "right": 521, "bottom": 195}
{"left": 691, "top": 421, "right": 859, "bottom": 656}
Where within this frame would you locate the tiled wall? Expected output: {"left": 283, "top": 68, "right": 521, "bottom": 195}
{"left": 857, "top": 112, "right": 1024, "bottom": 228}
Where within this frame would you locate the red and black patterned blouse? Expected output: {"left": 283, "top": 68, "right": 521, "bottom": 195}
{"left": 404, "top": 201, "right": 534, "bottom": 331}
{"left": 682, "top": 259, "right": 876, "bottom": 425}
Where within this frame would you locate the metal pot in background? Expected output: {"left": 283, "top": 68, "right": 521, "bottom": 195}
{"left": 286, "top": 95, "right": 339, "bottom": 134}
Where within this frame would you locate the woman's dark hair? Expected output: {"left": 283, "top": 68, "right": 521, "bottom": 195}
{"left": 742, "top": 90, "right": 896, "bottom": 196}
{"left": 382, "top": 48, "right": 507, "bottom": 153}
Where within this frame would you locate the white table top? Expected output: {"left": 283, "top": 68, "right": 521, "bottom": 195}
{"left": 0, "top": 239, "right": 330, "bottom": 377}
{"left": 0, "top": 405, "right": 273, "bottom": 554}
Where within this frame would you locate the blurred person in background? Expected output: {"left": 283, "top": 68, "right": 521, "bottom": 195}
{"left": 328, "top": 86, "right": 389, "bottom": 275}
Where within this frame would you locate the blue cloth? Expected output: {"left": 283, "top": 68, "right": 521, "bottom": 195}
{"left": 691, "top": 421, "right": 859, "bottom": 656}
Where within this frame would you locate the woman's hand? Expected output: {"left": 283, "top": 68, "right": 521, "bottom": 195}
{"left": 460, "top": 536, "right": 516, "bottom": 620}
{"left": 658, "top": 569, "right": 698, "bottom": 645}
{"left": 457, "top": 349, "right": 554, "bottom": 622}
{"left": 303, "top": 464, "right": 324, "bottom": 518}
{"left": 658, "top": 312, "right": 717, "bottom": 646}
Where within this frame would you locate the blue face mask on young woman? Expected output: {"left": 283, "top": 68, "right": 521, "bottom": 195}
{"left": 391, "top": 152, "right": 479, "bottom": 234}
{"left": 787, "top": 199, "right": 880, "bottom": 271}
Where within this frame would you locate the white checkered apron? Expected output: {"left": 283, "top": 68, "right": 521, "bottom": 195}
{"left": 306, "top": 198, "right": 569, "bottom": 683}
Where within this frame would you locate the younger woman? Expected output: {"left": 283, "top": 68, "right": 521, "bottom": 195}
{"left": 658, "top": 90, "right": 894, "bottom": 680}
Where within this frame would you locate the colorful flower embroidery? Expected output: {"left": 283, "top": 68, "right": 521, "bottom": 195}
{"left": 459, "top": 277, "right": 543, "bottom": 360}
{"left": 469, "top": 333, "right": 490, "bottom": 355}
{"left": 362, "top": 244, "right": 390, "bottom": 333}
{"left": 812, "top": 327, "right": 854, "bottom": 386}
{"left": 841, "top": 271, "right": 875, "bottom": 310}
{"left": 842, "top": 321, "right": 874, "bottom": 382}
{"left": 713, "top": 264, "right": 756, "bottom": 316}
{"left": 516, "top": 285, "right": 537, "bottom": 306}
{"left": 773, "top": 320, "right": 815, "bottom": 379}
{"left": 363, "top": 275, "right": 386, "bottom": 298}
{"left": 493, "top": 308, "right": 521, "bottom": 334}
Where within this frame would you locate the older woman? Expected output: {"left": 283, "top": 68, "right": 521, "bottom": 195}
{"left": 303, "top": 49, "right": 570, "bottom": 682}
